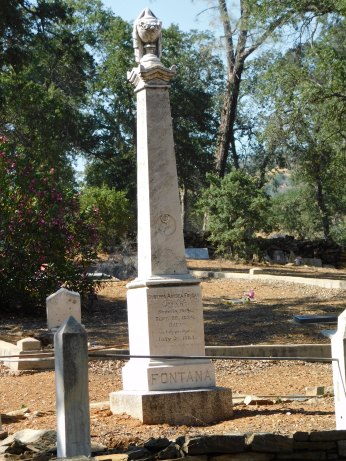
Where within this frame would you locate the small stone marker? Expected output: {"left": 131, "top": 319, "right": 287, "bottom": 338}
{"left": 54, "top": 316, "right": 90, "bottom": 457}
{"left": 185, "top": 248, "right": 209, "bottom": 260}
{"left": 294, "top": 315, "right": 338, "bottom": 324}
{"left": 273, "top": 250, "right": 287, "bottom": 264}
{"left": 17, "top": 337, "right": 41, "bottom": 351}
{"left": 331, "top": 309, "right": 346, "bottom": 429}
{"left": 302, "top": 257, "right": 323, "bottom": 267}
{"left": 46, "top": 288, "right": 81, "bottom": 330}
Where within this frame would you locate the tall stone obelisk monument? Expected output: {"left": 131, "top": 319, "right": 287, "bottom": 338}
{"left": 110, "top": 8, "right": 232, "bottom": 425}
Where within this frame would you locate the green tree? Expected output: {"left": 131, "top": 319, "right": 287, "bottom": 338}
{"left": 0, "top": 1, "right": 94, "bottom": 169}
{"left": 196, "top": 0, "right": 345, "bottom": 177}
{"left": 256, "top": 17, "right": 346, "bottom": 240}
{"left": 0, "top": 1, "right": 100, "bottom": 309}
{"left": 198, "top": 170, "right": 271, "bottom": 258}
{"left": 270, "top": 186, "right": 323, "bottom": 240}
{"left": 0, "top": 139, "right": 97, "bottom": 310}
{"left": 82, "top": 15, "right": 137, "bottom": 201}
{"left": 80, "top": 185, "right": 133, "bottom": 249}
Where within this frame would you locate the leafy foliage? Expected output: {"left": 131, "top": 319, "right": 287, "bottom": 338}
{"left": 254, "top": 16, "right": 346, "bottom": 240}
{"left": 197, "top": 170, "right": 271, "bottom": 258}
{"left": 0, "top": 139, "right": 98, "bottom": 310}
{"left": 270, "top": 186, "right": 323, "bottom": 240}
{"left": 80, "top": 185, "right": 133, "bottom": 250}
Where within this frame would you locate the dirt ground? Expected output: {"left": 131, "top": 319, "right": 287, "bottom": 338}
{"left": 1, "top": 260, "right": 345, "bottom": 448}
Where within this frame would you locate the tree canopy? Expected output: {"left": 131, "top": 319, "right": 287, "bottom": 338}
{"left": 1, "top": 0, "right": 346, "bottom": 310}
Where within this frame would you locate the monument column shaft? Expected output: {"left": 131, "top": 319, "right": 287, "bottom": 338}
{"left": 136, "top": 85, "right": 188, "bottom": 280}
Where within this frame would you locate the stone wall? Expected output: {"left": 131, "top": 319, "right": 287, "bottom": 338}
{"left": 120, "top": 431, "right": 346, "bottom": 461}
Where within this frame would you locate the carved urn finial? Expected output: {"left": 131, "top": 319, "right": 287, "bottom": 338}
{"left": 133, "top": 8, "right": 162, "bottom": 64}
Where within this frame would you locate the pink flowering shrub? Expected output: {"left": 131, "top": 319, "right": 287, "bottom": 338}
{"left": 0, "top": 139, "right": 98, "bottom": 310}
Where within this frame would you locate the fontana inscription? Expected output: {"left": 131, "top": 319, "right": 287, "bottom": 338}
{"left": 150, "top": 368, "right": 214, "bottom": 386}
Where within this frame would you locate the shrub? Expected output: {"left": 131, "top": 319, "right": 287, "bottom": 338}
{"left": 80, "top": 185, "right": 133, "bottom": 250}
{"left": 197, "top": 170, "right": 271, "bottom": 258}
{"left": 270, "top": 186, "right": 325, "bottom": 240}
{"left": 0, "top": 139, "right": 98, "bottom": 310}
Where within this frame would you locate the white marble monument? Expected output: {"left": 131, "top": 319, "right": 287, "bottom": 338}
{"left": 110, "top": 8, "right": 232, "bottom": 425}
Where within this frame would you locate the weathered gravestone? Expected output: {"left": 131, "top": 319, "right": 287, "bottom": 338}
{"left": 46, "top": 288, "right": 81, "bottom": 330}
{"left": 54, "top": 316, "right": 90, "bottom": 457}
{"left": 331, "top": 309, "right": 346, "bottom": 429}
{"left": 110, "top": 8, "right": 233, "bottom": 425}
{"left": 185, "top": 248, "right": 209, "bottom": 260}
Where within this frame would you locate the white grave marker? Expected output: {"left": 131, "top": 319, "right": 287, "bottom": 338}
{"left": 46, "top": 288, "right": 81, "bottom": 330}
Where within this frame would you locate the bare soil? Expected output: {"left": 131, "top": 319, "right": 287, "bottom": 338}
{"left": 1, "top": 260, "right": 345, "bottom": 448}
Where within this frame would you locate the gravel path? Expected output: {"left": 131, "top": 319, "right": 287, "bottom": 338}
{"left": 1, "top": 261, "right": 345, "bottom": 447}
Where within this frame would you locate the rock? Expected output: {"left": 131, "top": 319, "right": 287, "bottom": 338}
{"left": 175, "top": 436, "right": 186, "bottom": 447}
{"left": 305, "top": 386, "right": 325, "bottom": 396}
{"left": 143, "top": 438, "right": 171, "bottom": 453}
{"left": 0, "top": 429, "right": 56, "bottom": 459}
{"left": 127, "top": 447, "right": 153, "bottom": 460}
{"left": 182, "top": 435, "right": 246, "bottom": 455}
{"left": 338, "top": 440, "right": 346, "bottom": 457}
{"left": 1, "top": 441, "right": 26, "bottom": 455}
{"left": 14, "top": 429, "right": 56, "bottom": 451}
{"left": 0, "top": 434, "right": 16, "bottom": 447}
{"left": 210, "top": 453, "right": 275, "bottom": 461}
{"left": 91, "top": 442, "right": 107, "bottom": 454}
{"left": 247, "top": 433, "right": 293, "bottom": 453}
{"left": 157, "top": 443, "right": 181, "bottom": 459}
{"left": 309, "top": 430, "right": 346, "bottom": 442}
{"left": 292, "top": 432, "right": 309, "bottom": 442}
{"left": 34, "top": 332, "right": 54, "bottom": 348}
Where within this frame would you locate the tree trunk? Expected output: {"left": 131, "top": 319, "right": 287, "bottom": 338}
{"left": 179, "top": 183, "right": 188, "bottom": 232}
{"left": 316, "top": 178, "right": 331, "bottom": 240}
{"left": 214, "top": 0, "right": 293, "bottom": 178}
{"left": 215, "top": 0, "right": 246, "bottom": 177}
{"left": 215, "top": 73, "right": 242, "bottom": 176}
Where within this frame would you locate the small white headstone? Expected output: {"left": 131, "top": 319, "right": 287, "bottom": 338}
{"left": 17, "top": 338, "right": 41, "bottom": 351}
{"left": 46, "top": 288, "right": 81, "bottom": 331}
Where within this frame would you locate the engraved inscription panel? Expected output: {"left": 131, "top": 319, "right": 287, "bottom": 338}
{"left": 149, "top": 364, "right": 215, "bottom": 390}
{"left": 147, "top": 285, "right": 205, "bottom": 356}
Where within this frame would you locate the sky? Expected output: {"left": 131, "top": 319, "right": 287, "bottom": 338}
{"left": 101, "top": 0, "right": 221, "bottom": 33}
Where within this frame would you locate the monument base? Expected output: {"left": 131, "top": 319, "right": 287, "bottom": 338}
{"left": 122, "top": 358, "right": 215, "bottom": 391}
{"left": 110, "top": 387, "right": 233, "bottom": 425}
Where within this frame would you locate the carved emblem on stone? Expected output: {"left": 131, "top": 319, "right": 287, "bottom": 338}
{"left": 157, "top": 214, "right": 176, "bottom": 236}
{"left": 133, "top": 8, "right": 162, "bottom": 63}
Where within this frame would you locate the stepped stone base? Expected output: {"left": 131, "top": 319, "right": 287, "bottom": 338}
{"left": 110, "top": 387, "right": 233, "bottom": 425}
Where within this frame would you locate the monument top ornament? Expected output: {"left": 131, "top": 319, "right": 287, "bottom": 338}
{"left": 133, "top": 8, "right": 162, "bottom": 63}
{"left": 128, "top": 8, "right": 175, "bottom": 90}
